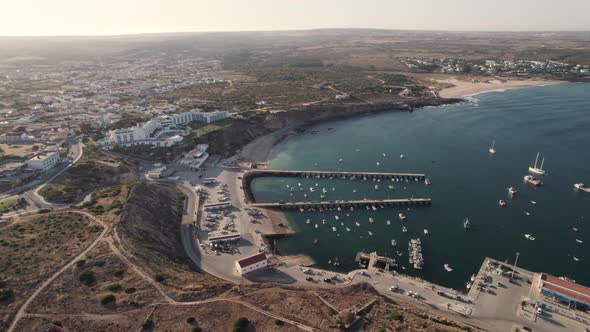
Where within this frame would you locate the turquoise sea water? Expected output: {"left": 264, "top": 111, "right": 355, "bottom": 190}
{"left": 251, "top": 83, "right": 590, "bottom": 290}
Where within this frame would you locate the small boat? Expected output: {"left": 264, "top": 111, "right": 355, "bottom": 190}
{"left": 574, "top": 183, "right": 590, "bottom": 193}
{"left": 368, "top": 231, "right": 373, "bottom": 236}
{"left": 466, "top": 282, "right": 472, "bottom": 289}
{"left": 423, "top": 229, "right": 429, "bottom": 235}
{"left": 424, "top": 179, "right": 431, "bottom": 186}
{"left": 573, "top": 257, "right": 579, "bottom": 262}
{"left": 371, "top": 206, "right": 377, "bottom": 211}
{"left": 508, "top": 186, "right": 517, "bottom": 195}
{"left": 383, "top": 153, "right": 387, "bottom": 157}
{"left": 313, "top": 238, "right": 319, "bottom": 244}
{"left": 346, "top": 227, "right": 351, "bottom": 232}
{"left": 397, "top": 250, "right": 403, "bottom": 256}
{"left": 376, "top": 162, "right": 380, "bottom": 166}
{"left": 531, "top": 200, "right": 537, "bottom": 204}
{"left": 444, "top": 264, "right": 453, "bottom": 272}
{"left": 335, "top": 215, "right": 340, "bottom": 220}
{"left": 306, "top": 219, "right": 310, "bottom": 224}
{"left": 338, "top": 158, "right": 343, "bottom": 163}
{"left": 386, "top": 220, "right": 391, "bottom": 225}
{"left": 576, "top": 239, "right": 583, "bottom": 244}
{"left": 400, "top": 154, "right": 405, "bottom": 159}
{"left": 388, "top": 185, "right": 395, "bottom": 190}
{"left": 402, "top": 226, "right": 407, "bottom": 233}
{"left": 524, "top": 211, "right": 531, "bottom": 216}
{"left": 315, "top": 224, "right": 318, "bottom": 228}
{"left": 369, "top": 217, "right": 374, "bottom": 223}
{"left": 374, "top": 185, "right": 379, "bottom": 190}
{"left": 463, "top": 218, "right": 471, "bottom": 229}
{"left": 524, "top": 234, "right": 536, "bottom": 241}
{"left": 470, "top": 274, "right": 476, "bottom": 282}
{"left": 332, "top": 227, "right": 337, "bottom": 232}
{"left": 350, "top": 207, "right": 354, "bottom": 211}
{"left": 524, "top": 175, "right": 541, "bottom": 186}
{"left": 528, "top": 152, "right": 546, "bottom": 176}
{"left": 489, "top": 140, "right": 496, "bottom": 155}
{"left": 499, "top": 200, "right": 507, "bottom": 207}
{"left": 399, "top": 213, "right": 406, "bottom": 220}
{"left": 391, "top": 239, "right": 397, "bottom": 246}
{"left": 571, "top": 226, "right": 578, "bottom": 231}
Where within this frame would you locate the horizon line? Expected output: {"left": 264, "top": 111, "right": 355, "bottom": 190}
{"left": 1, "top": 27, "right": 590, "bottom": 38}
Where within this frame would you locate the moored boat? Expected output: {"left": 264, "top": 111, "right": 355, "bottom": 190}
{"left": 444, "top": 264, "right": 453, "bottom": 272}
{"left": 508, "top": 186, "right": 517, "bottom": 195}
{"left": 528, "top": 152, "right": 546, "bottom": 175}
{"left": 574, "top": 183, "right": 590, "bottom": 193}
{"left": 524, "top": 234, "right": 536, "bottom": 241}
{"left": 524, "top": 175, "right": 542, "bottom": 186}
{"left": 463, "top": 218, "right": 471, "bottom": 229}
{"left": 499, "top": 200, "right": 507, "bottom": 207}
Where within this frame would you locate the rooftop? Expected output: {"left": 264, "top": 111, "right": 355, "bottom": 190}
{"left": 541, "top": 273, "right": 590, "bottom": 303}
{"left": 237, "top": 252, "right": 267, "bottom": 268}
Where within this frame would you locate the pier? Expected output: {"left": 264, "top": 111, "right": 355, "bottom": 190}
{"left": 248, "top": 198, "right": 432, "bottom": 209}
{"left": 242, "top": 169, "right": 427, "bottom": 203}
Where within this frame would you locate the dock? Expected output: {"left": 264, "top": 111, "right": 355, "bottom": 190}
{"left": 248, "top": 198, "right": 431, "bottom": 209}
{"left": 242, "top": 169, "right": 427, "bottom": 203}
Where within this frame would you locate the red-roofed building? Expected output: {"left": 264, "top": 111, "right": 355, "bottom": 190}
{"left": 540, "top": 273, "right": 590, "bottom": 310}
{"left": 235, "top": 252, "right": 268, "bottom": 275}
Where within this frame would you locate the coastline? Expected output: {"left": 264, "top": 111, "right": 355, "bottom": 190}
{"left": 437, "top": 77, "right": 563, "bottom": 98}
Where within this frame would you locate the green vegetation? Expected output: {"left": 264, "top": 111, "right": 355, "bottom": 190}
{"left": 105, "top": 283, "right": 122, "bottom": 292}
{"left": 274, "top": 319, "right": 285, "bottom": 326}
{"left": 79, "top": 269, "right": 96, "bottom": 286}
{"left": 389, "top": 310, "right": 404, "bottom": 322}
{"left": 94, "top": 260, "right": 105, "bottom": 267}
{"left": 51, "top": 320, "right": 63, "bottom": 327}
{"left": 141, "top": 318, "right": 153, "bottom": 330}
{"left": 75, "top": 259, "right": 86, "bottom": 267}
{"left": 233, "top": 317, "right": 250, "bottom": 332}
{"left": 113, "top": 269, "right": 125, "bottom": 278}
{"left": 191, "top": 326, "right": 202, "bottom": 332}
{"left": 186, "top": 317, "right": 196, "bottom": 324}
{"left": 0, "top": 287, "right": 13, "bottom": 301}
{"left": 328, "top": 308, "right": 337, "bottom": 316}
{"left": 190, "top": 118, "right": 233, "bottom": 138}
{"left": 124, "top": 287, "right": 137, "bottom": 294}
{"left": 154, "top": 274, "right": 165, "bottom": 283}
{"left": 0, "top": 199, "right": 17, "bottom": 212}
{"left": 100, "top": 294, "right": 116, "bottom": 305}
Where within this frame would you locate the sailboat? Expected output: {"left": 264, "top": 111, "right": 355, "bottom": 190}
{"left": 528, "top": 152, "right": 546, "bottom": 175}
{"left": 489, "top": 140, "right": 496, "bottom": 154}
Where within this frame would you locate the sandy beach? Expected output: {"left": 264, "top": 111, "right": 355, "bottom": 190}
{"left": 437, "top": 77, "right": 562, "bottom": 98}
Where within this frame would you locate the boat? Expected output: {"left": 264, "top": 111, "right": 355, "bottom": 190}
{"left": 524, "top": 175, "right": 541, "bottom": 186}
{"left": 470, "top": 274, "right": 476, "bottom": 282}
{"left": 402, "top": 226, "right": 407, "bottom": 233}
{"left": 338, "top": 158, "right": 343, "bottom": 163}
{"left": 489, "top": 140, "right": 496, "bottom": 154}
{"left": 335, "top": 215, "right": 340, "bottom": 220}
{"left": 306, "top": 219, "right": 310, "bottom": 224}
{"left": 346, "top": 227, "right": 351, "bottom": 232}
{"left": 315, "top": 224, "right": 318, "bottom": 228}
{"left": 499, "top": 200, "right": 507, "bottom": 207}
{"left": 531, "top": 200, "right": 537, "bottom": 204}
{"left": 528, "top": 152, "right": 546, "bottom": 175}
{"left": 463, "top": 218, "right": 471, "bottom": 229}
{"left": 355, "top": 222, "right": 360, "bottom": 227}
{"left": 399, "top": 213, "right": 406, "bottom": 220}
{"left": 574, "top": 183, "right": 590, "bottom": 193}
{"left": 423, "top": 229, "right": 429, "bottom": 235}
{"left": 371, "top": 206, "right": 377, "bottom": 211}
{"left": 368, "top": 231, "right": 373, "bottom": 236}
{"left": 388, "top": 185, "right": 395, "bottom": 190}
{"left": 573, "top": 257, "right": 580, "bottom": 262}
{"left": 369, "top": 217, "right": 374, "bottom": 223}
{"left": 391, "top": 239, "right": 397, "bottom": 246}
{"left": 374, "top": 185, "right": 379, "bottom": 190}
{"left": 524, "top": 211, "right": 531, "bottom": 216}
{"left": 508, "top": 186, "right": 517, "bottom": 195}
{"left": 425, "top": 179, "right": 431, "bottom": 186}
{"left": 386, "top": 220, "right": 391, "bottom": 225}
{"left": 313, "top": 238, "right": 319, "bottom": 244}
{"left": 332, "top": 227, "right": 337, "bottom": 232}
{"left": 444, "top": 264, "right": 453, "bottom": 272}
{"left": 571, "top": 226, "right": 578, "bottom": 231}
{"left": 576, "top": 239, "right": 583, "bottom": 244}
{"left": 524, "top": 234, "right": 536, "bottom": 241}
{"left": 466, "top": 282, "right": 472, "bottom": 289}
{"left": 376, "top": 162, "right": 380, "bottom": 166}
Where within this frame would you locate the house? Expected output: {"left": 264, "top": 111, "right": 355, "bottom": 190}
{"left": 235, "top": 252, "right": 268, "bottom": 276}
{"left": 26, "top": 151, "right": 60, "bottom": 171}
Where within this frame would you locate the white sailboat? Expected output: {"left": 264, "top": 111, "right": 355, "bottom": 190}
{"left": 528, "top": 152, "right": 546, "bottom": 176}
{"left": 489, "top": 140, "right": 496, "bottom": 154}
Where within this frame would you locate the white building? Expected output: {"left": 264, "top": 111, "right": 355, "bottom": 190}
{"left": 26, "top": 151, "right": 60, "bottom": 171}
{"left": 97, "top": 110, "right": 229, "bottom": 149}
{"left": 179, "top": 144, "right": 209, "bottom": 169}
{"left": 235, "top": 252, "right": 268, "bottom": 276}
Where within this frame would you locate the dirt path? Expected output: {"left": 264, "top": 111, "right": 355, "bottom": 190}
{"left": 7, "top": 210, "right": 109, "bottom": 332}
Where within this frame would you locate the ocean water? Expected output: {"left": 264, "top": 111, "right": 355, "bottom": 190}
{"left": 251, "top": 83, "right": 590, "bottom": 290}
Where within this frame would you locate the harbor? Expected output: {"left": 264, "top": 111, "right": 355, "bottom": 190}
{"left": 249, "top": 197, "right": 432, "bottom": 209}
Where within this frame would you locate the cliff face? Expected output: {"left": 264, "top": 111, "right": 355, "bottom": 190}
{"left": 197, "top": 98, "right": 461, "bottom": 156}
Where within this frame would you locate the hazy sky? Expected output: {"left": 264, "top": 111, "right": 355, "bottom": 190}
{"left": 1, "top": 0, "right": 589, "bottom": 36}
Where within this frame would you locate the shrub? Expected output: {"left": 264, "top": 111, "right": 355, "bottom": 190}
{"left": 233, "top": 317, "right": 249, "bottom": 328}
{"left": 275, "top": 319, "right": 285, "bottom": 326}
{"left": 94, "top": 260, "right": 105, "bottom": 267}
{"left": 141, "top": 318, "right": 153, "bottom": 330}
{"left": 113, "top": 269, "right": 125, "bottom": 278}
{"left": 51, "top": 320, "right": 63, "bottom": 327}
{"left": 124, "top": 287, "right": 137, "bottom": 294}
{"left": 75, "top": 259, "right": 86, "bottom": 267}
{"left": 0, "top": 288, "right": 13, "bottom": 301}
{"left": 192, "top": 326, "right": 202, "bottom": 332}
{"left": 187, "top": 317, "right": 196, "bottom": 324}
{"left": 328, "top": 308, "right": 337, "bottom": 316}
{"left": 154, "top": 274, "right": 165, "bottom": 283}
{"left": 79, "top": 269, "right": 96, "bottom": 286}
{"left": 389, "top": 311, "right": 404, "bottom": 322}
{"left": 39, "top": 209, "right": 51, "bottom": 214}
{"left": 106, "top": 283, "right": 121, "bottom": 292}
{"left": 100, "top": 294, "right": 116, "bottom": 305}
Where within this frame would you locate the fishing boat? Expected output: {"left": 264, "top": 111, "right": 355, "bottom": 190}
{"left": 528, "top": 152, "right": 546, "bottom": 175}
{"left": 376, "top": 162, "right": 380, "bottom": 166}
{"left": 332, "top": 227, "right": 337, "bottom": 232}
{"left": 423, "top": 229, "right": 429, "bottom": 235}
{"left": 386, "top": 220, "right": 391, "bottom": 225}
{"left": 524, "top": 211, "right": 531, "bottom": 216}
{"left": 369, "top": 217, "right": 374, "bottom": 223}
{"left": 498, "top": 200, "right": 507, "bottom": 207}
{"left": 508, "top": 186, "right": 517, "bottom": 195}
{"left": 355, "top": 222, "right": 360, "bottom": 227}
{"left": 315, "top": 224, "right": 318, "bottom": 228}
{"left": 574, "top": 183, "right": 590, "bottom": 193}
{"left": 463, "top": 218, "right": 471, "bottom": 229}
{"left": 524, "top": 234, "right": 536, "bottom": 241}
{"left": 391, "top": 239, "right": 397, "bottom": 246}
{"left": 374, "top": 185, "right": 379, "bottom": 190}
{"left": 400, "top": 154, "right": 405, "bottom": 159}
{"left": 306, "top": 219, "right": 310, "bottom": 224}
{"left": 335, "top": 215, "right": 340, "bottom": 220}
{"left": 573, "top": 257, "right": 580, "bottom": 262}
{"left": 388, "top": 185, "right": 395, "bottom": 190}
{"left": 399, "top": 213, "right": 407, "bottom": 220}
{"left": 489, "top": 140, "right": 496, "bottom": 154}
{"left": 576, "top": 239, "right": 583, "bottom": 244}
{"left": 444, "top": 264, "right": 453, "bottom": 272}
{"left": 368, "top": 231, "right": 373, "bottom": 236}
{"left": 470, "top": 274, "right": 476, "bottom": 282}
{"left": 524, "top": 175, "right": 541, "bottom": 186}
{"left": 424, "top": 178, "right": 431, "bottom": 186}
{"left": 346, "top": 227, "right": 351, "bottom": 232}
{"left": 402, "top": 226, "right": 407, "bottom": 233}
{"left": 466, "top": 282, "right": 472, "bottom": 289}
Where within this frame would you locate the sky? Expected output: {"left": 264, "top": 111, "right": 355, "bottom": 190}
{"left": 1, "top": 0, "right": 589, "bottom": 36}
